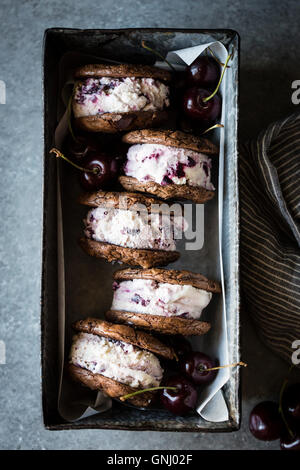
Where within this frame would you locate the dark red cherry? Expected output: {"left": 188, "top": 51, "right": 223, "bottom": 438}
{"left": 64, "top": 133, "right": 98, "bottom": 160}
{"left": 187, "top": 56, "right": 220, "bottom": 88}
{"left": 160, "top": 375, "right": 198, "bottom": 416}
{"left": 172, "top": 70, "right": 188, "bottom": 91}
{"left": 183, "top": 87, "right": 221, "bottom": 124}
{"left": 79, "top": 152, "right": 119, "bottom": 191}
{"left": 180, "top": 351, "right": 217, "bottom": 385}
{"left": 280, "top": 432, "right": 300, "bottom": 450}
{"left": 168, "top": 336, "right": 192, "bottom": 360}
{"left": 282, "top": 383, "right": 300, "bottom": 422}
{"left": 249, "top": 401, "right": 283, "bottom": 441}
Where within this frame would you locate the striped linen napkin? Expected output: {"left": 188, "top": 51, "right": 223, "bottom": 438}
{"left": 239, "top": 112, "right": 300, "bottom": 364}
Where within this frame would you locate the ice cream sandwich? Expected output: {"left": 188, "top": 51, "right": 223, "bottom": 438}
{"left": 68, "top": 318, "right": 176, "bottom": 407}
{"left": 106, "top": 267, "right": 221, "bottom": 335}
{"left": 79, "top": 190, "right": 185, "bottom": 268}
{"left": 72, "top": 64, "right": 171, "bottom": 133}
{"left": 119, "top": 129, "right": 218, "bottom": 203}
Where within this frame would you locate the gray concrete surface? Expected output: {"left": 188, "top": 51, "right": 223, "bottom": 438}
{"left": 0, "top": 0, "right": 299, "bottom": 450}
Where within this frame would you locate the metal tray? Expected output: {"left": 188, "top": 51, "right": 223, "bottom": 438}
{"left": 42, "top": 28, "right": 240, "bottom": 432}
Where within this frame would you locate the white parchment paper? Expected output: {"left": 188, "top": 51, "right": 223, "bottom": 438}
{"left": 55, "top": 41, "right": 230, "bottom": 423}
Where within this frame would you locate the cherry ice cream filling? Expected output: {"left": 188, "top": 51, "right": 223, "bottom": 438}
{"left": 84, "top": 206, "right": 186, "bottom": 251}
{"left": 73, "top": 77, "right": 170, "bottom": 117}
{"left": 124, "top": 143, "right": 215, "bottom": 189}
{"left": 111, "top": 278, "right": 212, "bottom": 320}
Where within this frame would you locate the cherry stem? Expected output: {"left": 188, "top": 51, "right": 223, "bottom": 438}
{"left": 120, "top": 386, "right": 177, "bottom": 402}
{"left": 203, "top": 53, "right": 231, "bottom": 103}
{"left": 141, "top": 41, "right": 176, "bottom": 72}
{"left": 197, "top": 361, "right": 247, "bottom": 373}
{"left": 207, "top": 47, "right": 230, "bottom": 68}
{"left": 201, "top": 124, "right": 224, "bottom": 135}
{"left": 278, "top": 365, "right": 296, "bottom": 439}
{"left": 49, "top": 148, "right": 99, "bottom": 175}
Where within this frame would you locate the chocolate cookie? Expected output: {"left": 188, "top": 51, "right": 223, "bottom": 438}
{"left": 122, "top": 129, "right": 218, "bottom": 154}
{"left": 68, "top": 363, "right": 155, "bottom": 408}
{"left": 78, "top": 189, "right": 182, "bottom": 214}
{"left": 74, "top": 64, "right": 172, "bottom": 82}
{"left": 106, "top": 310, "right": 211, "bottom": 336}
{"left": 79, "top": 238, "right": 180, "bottom": 269}
{"left": 113, "top": 267, "right": 221, "bottom": 293}
{"left": 75, "top": 111, "right": 168, "bottom": 134}
{"left": 119, "top": 176, "right": 215, "bottom": 204}
{"left": 72, "top": 317, "right": 176, "bottom": 360}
